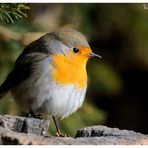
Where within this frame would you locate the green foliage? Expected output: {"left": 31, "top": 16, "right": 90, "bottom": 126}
{"left": 88, "top": 61, "right": 122, "bottom": 95}
{"left": 0, "top": 3, "right": 30, "bottom": 23}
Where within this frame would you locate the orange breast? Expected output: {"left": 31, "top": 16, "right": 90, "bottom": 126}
{"left": 51, "top": 54, "right": 88, "bottom": 89}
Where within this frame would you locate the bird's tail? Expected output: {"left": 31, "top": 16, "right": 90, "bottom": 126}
{"left": 0, "top": 81, "right": 9, "bottom": 99}
{"left": 0, "top": 69, "right": 17, "bottom": 100}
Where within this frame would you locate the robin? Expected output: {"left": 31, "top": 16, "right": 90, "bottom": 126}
{"left": 0, "top": 28, "right": 101, "bottom": 137}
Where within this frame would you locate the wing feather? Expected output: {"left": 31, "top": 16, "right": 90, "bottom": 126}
{"left": 0, "top": 37, "right": 49, "bottom": 99}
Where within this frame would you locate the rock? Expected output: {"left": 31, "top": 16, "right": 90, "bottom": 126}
{"left": 0, "top": 127, "right": 74, "bottom": 145}
{"left": 75, "top": 125, "right": 148, "bottom": 144}
{"left": 0, "top": 115, "right": 49, "bottom": 136}
{"left": 0, "top": 115, "right": 148, "bottom": 145}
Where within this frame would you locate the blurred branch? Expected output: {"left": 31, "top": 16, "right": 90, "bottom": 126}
{"left": 0, "top": 25, "right": 21, "bottom": 41}
{"left": 0, "top": 4, "right": 30, "bottom": 23}
{"left": 0, "top": 25, "right": 46, "bottom": 45}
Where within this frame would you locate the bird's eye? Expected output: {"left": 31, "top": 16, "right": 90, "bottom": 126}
{"left": 73, "top": 48, "right": 79, "bottom": 53}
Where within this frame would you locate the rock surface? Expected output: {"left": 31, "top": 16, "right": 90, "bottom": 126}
{"left": 0, "top": 115, "right": 49, "bottom": 136}
{"left": 0, "top": 115, "right": 148, "bottom": 145}
{"left": 76, "top": 125, "right": 148, "bottom": 144}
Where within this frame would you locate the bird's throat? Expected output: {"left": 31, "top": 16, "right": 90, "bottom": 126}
{"left": 51, "top": 54, "right": 88, "bottom": 88}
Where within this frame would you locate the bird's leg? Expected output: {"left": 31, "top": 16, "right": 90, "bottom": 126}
{"left": 52, "top": 116, "right": 67, "bottom": 137}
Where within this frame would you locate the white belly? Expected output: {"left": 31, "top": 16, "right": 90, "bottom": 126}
{"left": 11, "top": 79, "right": 86, "bottom": 118}
{"left": 11, "top": 58, "right": 87, "bottom": 118}
{"left": 38, "top": 84, "right": 86, "bottom": 118}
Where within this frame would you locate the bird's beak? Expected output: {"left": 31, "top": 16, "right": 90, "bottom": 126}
{"left": 89, "top": 52, "right": 102, "bottom": 58}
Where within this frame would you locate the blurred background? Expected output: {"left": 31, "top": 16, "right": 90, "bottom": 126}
{"left": 0, "top": 3, "right": 148, "bottom": 137}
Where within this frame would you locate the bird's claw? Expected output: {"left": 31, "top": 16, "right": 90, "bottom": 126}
{"left": 55, "top": 131, "right": 69, "bottom": 137}
{"left": 26, "top": 111, "right": 43, "bottom": 119}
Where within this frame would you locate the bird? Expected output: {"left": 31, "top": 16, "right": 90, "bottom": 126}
{"left": 0, "top": 28, "right": 101, "bottom": 137}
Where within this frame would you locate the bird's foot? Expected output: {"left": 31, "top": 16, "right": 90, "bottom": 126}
{"left": 26, "top": 111, "right": 43, "bottom": 119}
{"left": 55, "top": 131, "right": 69, "bottom": 137}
